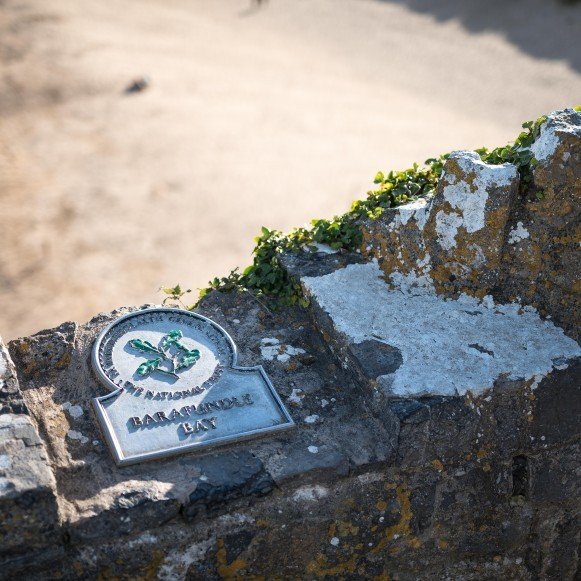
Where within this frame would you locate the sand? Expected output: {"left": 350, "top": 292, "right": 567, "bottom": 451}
{"left": 1, "top": 0, "right": 579, "bottom": 340}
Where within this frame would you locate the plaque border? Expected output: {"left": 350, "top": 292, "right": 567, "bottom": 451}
{"left": 91, "top": 307, "right": 295, "bottom": 466}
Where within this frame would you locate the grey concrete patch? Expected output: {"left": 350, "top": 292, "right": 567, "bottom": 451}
{"left": 301, "top": 261, "right": 580, "bottom": 397}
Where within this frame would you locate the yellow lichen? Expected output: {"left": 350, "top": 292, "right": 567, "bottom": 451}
{"left": 431, "top": 459, "right": 444, "bottom": 472}
{"left": 306, "top": 553, "right": 358, "bottom": 578}
{"left": 72, "top": 561, "right": 84, "bottom": 576}
{"left": 216, "top": 538, "right": 251, "bottom": 581}
{"left": 337, "top": 521, "right": 359, "bottom": 537}
{"left": 371, "top": 481, "right": 418, "bottom": 555}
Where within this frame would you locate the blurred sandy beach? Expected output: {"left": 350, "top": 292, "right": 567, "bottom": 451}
{"left": 1, "top": 0, "right": 580, "bottom": 339}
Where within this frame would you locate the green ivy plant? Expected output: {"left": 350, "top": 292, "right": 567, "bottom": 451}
{"left": 128, "top": 329, "right": 200, "bottom": 379}
{"left": 159, "top": 284, "right": 192, "bottom": 308}
{"left": 164, "top": 111, "right": 576, "bottom": 310}
{"left": 195, "top": 158, "right": 446, "bottom": 309}
{"left": 475, "top": 115, "right": 547, "bottom": 198}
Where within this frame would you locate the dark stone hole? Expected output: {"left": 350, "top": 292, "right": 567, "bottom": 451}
{"left": 512, "top": 455, "right": 529, "bottom": 498}
{"left": 223, "top": 530, "right": 255, "bottom": 565}
{"left": 350, "top": 339, "right": 403, "bottom": 380}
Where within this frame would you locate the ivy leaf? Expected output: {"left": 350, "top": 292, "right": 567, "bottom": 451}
{"left": 129, "top": 339, "right": 160, "bottom": 354}
{"left": 162, "top": 285, "right": 179, "bottom": 295}
{"left": 136, "top": 358, "right": 162, "bottom": 376}
{"left": 176, "top": 349, "right": 200, "bottom": 370}
{"left": 160, "top": 329, "right": 183, "bottom": 350}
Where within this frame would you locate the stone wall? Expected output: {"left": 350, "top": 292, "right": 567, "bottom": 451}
{"left": 0, "top": 109, "right": 579, "bottom": 580}
{"left": 360, "top": 109, "right": 580, "bottom": 340}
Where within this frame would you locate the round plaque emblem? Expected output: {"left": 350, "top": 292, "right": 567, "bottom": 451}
{"left": 92, "top": 308, "right": 233, "bottom": 395}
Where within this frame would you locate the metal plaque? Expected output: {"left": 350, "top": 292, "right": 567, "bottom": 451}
{"left": 91, "top": 308, "right": 294, "bottom": 466}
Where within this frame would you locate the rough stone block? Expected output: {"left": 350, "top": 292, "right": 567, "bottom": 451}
{"left": 361, "top": 196, "right": 433, "bottom": 296}
{"left": 0, "top": 338, "right": 27, "bottom": 415}
{"left": 529, "top": 442, "right": 580, "bottom": 504}
{"left": 299, "top": 259, "right": 580, "bottom": 399}
{"left": 423, "top": 151, "right": 519, "bottom": 297}
{"left": 530, "top": 358, "right": 581, "bottom": 446}
{"left": 183, "top": 451, "right": 275, "bottom": 520}
{"left": 360, "top": 110, "right": 580, "bottom": 342}
{"left": 0, "top": 338, "right": 59, "bottom": 564}
{"left": 362, "top": 151, "right": 520, "bottom": 299}
{"left": 4, "top": 296, "right": 393, "bottom": 567}
{"left": 9, "top": 321, "right": 77, "bottom": 384}
{"left": 499, "top": 108, "right": 581, "bottom": 339}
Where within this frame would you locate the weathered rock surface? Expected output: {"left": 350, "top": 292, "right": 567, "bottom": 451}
{"left": 3, "top": 296, "right": 396, "bottom": 578}
{"left": 361, "top": 150, "right": 520, "bottom": 300}
{"left": 361, "top": 108, "right": 581, "bottom": 340}
{"left": 0, "top": 109, "right": 579, "bottom": 579}
{"left": 300, "top": 259, "right": 579, "bottom": 398}
{"left": 500, "top": 109, "right": 581, "bottom": 339}
{"left": 0, "top": 339, "right": 60, "bottom": 571}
